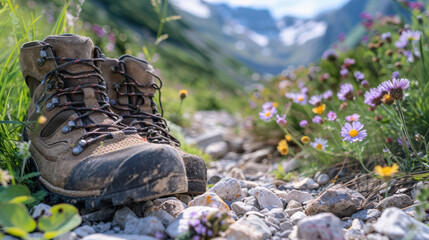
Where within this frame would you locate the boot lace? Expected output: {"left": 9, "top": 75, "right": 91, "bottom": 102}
{"left": 34, "top": 43, "right": 137, "bottom": 155}
{"left": 110, "top": 60, "right": 180, "bottom": 147}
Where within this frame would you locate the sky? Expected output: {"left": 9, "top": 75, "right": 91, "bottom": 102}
{"left": 204, "top": 0, "right": 351, "bottom": 19}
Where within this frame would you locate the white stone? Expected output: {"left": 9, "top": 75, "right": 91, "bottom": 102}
{"left": 205, "top": 141, "right": 229, "bottom": 158}
{"left": 124, "top": 216, "right": 165, "bottom": 236}
{"left": 188, "top": 192, "right": 230, "bottom": 212}
{"left": 144, "top": 205, "right": 175, "bottom": 226}
{"left": 284, "top": 190, "right": 313, "bottom": 204}
{"left": 297, "top": 213, "right": 344, "bottom": 240}
{"left": 113, "top": 207, "right": 137, "bottom": 228}
{"left": 290, "top": 211, "right": 307, "bottom": 225}
{"left": 31, "top": 203, "right": 51, "bottom": 218}
{"left": 209, "top": 177, "right": 243, "bottom": 201}
{"left": 248, "top": 187, "right": 283, "bottom": 209}
{"left": 223, "top": 215, "right": 271, "bottom": 240}
{"left": 73, "top": 226, "right": 96, "bottom": 237}
{"left": 231, "top": 201, "right": 258, "bottom": 216}
{"left": 374, "top": 207, "right": 429, "bottom": 240}
{"left": 230, "top": 167, "right": 245, "bottom": 180}
{"left": 351, "top": 209, "right": 381, "bottom": 221}
{"left": 316, "top": 173, "right": 330, "bottom": 185}
{"left": 293, "top": 177, "right": 319, "bottom": 190}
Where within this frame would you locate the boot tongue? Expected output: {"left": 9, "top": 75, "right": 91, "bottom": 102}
{"left": 120, "top": 56, "right": 156, "bottom": 87}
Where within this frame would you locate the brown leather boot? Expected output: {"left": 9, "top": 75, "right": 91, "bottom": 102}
{"left": 19, "top": 34, "right": 188, "bottom": 208}
{"left": 101, "top": 55, "right": 207, "bottom": 194}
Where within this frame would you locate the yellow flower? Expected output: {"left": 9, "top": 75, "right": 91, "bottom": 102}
{"left": 277, "top": 140, "right": 289, "bottom": 155}
{"left": 38, "top": 115, "right": 47, "bottom": 124}
{"left": 179, "top": 89, "right": 188, "bottom": 99}
{"left": 285, "top": 134, "right": 293, "bottom": 142}
{"left": 301, "top": 136, "right": 310, "bottom": 144}
{"left": 374, "top": 163, "right": 399, "bottom": 177}
{"left": 312, "top": 104, "right": 326, "bottom": 114}
{"left": 272, "top": 102, "right": 278, "bottom": 108}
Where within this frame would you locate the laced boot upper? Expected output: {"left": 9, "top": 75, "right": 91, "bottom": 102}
{"left": 102, "top": 55, "right": 180, "bottom": 146}
{"left": 20, "top": 35, "right": 187, "bottom": 202}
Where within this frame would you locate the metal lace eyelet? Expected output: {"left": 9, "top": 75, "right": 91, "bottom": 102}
{"left": 72, "top": 146, "right": 83, "bottom": 155}
{"left": 110, "top": 99, "right": 116, "bottom": 105}
{"left": 78, "top": 139, "right": 87, "bottom": 147}
{"left": 68, "top": 121, "right": 76, "bottom": 127}
{"left": 46, "top": 102, "right": 53, "bottom": 111}
{"left": 62, "top": 126, "right": 71, "bottom": 134}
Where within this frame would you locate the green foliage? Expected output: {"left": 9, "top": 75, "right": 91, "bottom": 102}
{"left": 272, "top": 163, "right": 297, "bottom": 182}
{"left": 38, "top": 204, "right": 82, "bottom": 239}
{"left": 0, "top": 203, "right": 36, "bottom": 238}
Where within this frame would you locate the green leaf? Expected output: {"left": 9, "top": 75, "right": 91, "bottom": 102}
{"left": 0, "top": 184, "right": 33, "bottom": 204}
{"left": 0, "top": 203, "right": 36, "bottom": 238}
{"left": 155, "top": 34, "right": 168, "bottom": 46}
{"left": 163, "top": 15, "right": 181, "bottom": 23}
{"left": 38, "top": 204, "right": 82, "bottom": 239}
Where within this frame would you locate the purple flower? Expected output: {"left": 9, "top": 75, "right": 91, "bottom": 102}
{"left": 360, "top": 11, "right": 373, "bottom": 20}
{"left": 299, "top": 120, "right": 308, "bottom": 127}
{"left": 189, "top": 219, "right": 201, "bottom": 227}
{"left": 322, "top": 90, "right": 333, "bottom": 100}
{"left": 392, "top": 71, "right": 401, "bottom": 79}
{"left": 345, "top": 113, "right": 360, "bottom": 122}
{"left": 340, "top": 67, "right": 349, "bottom": 78}
{"left": 338, "top": 32, "right": 346, "bottom": 42}
{"left": 362, "top": 35, "right": 369, "bottom": 43}
{"left": 300, "top": 87, "right": 309, "bottom": 95}
{"left": 322, "top": 49, "right": 339, "bottom": 61}
{"left": 341, "top": 121, "right": 367, "bottom": 143}
{"left": 309, "top": 95, "right": 323, "bottom": 106}
{"left": 397, "top": 137, "right": 410, "bottom": 147}
{"left": 344, "top": 58, "right": 355, "bottom": 67}
{"left": 378, "top": 78, "right": 410, "bottom": 100}
{"left": 92, "top": 24, "right": 105, "bottom": 38}
{"left": 194, "top": 224, "right": 207, "bottom": 235}
{"left": 395, "top": 30, "right": 421, "bottom": 49}
{"left": 364, "top": 88, "right": 384, "bottom": 107}
{"left": 354, "top": 71, "right": 365, "bottom": 81}
{"left": 361, "top": 80, "right": 369, "bottom": 88}
{"left": 262, "top": 102, "right": 276, "bottom": 110}
{"left": 403, "top": 50, "right": 414, "bottom": 62}
{"left": 312, "top": 115, "right": 323, "bottom": 124}
{"left": 337, "top": 83, "right": 354, "bottom": 101}
{"left": 286, "top": 93, "right": 307, "bottom": 105}
{"left": 407, "top": 1, "right": 424, "bottom": 9}
{"left": 192, "top": 235, "right": 201, "bottom": 240}
{"left": 259, "top": 107, "right": 277, "bottom": 121}
{"left": 327, "top": 111, "right": 337, "bottom": 121}
{"left": 276, "top": 114, "right": 287, "bottom": 126}
{"left": 381, "top": 32, "right": 392, "bottom": 41}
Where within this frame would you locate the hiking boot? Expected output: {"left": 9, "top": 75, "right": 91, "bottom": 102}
{"left": 101, "top": 55, "right": 207, "bottom": 194}
{"left": 19, "top": 34, "right": 187, "bottom": 208}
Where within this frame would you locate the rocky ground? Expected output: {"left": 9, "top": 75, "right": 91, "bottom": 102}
{"left": 13, "top": 111, "right": 429, "bottom": 240}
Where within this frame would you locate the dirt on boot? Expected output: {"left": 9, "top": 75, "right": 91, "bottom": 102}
{"left": 19, "top": 34, "right": 188, "bottom": 209}
{"left": 101, "top": 55, "right": 207, "bottom": 195}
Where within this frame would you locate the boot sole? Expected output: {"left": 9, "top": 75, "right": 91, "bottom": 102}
{"left": 39, "top": 173, "right": 188, "bottom": 209}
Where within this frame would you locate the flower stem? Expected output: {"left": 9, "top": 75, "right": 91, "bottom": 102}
{"left": 352, "top": 142, "right": 372, "bottom": 173}
{"left": 385, "top": 180, "right": 391, "bottom": 199}
{"left": 395, "top": 100, "right": 423, "bottom": 166}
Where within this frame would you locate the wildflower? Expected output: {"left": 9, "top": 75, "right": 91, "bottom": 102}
{"left": 322, "top": 49, "right": 339, "bottom": 61}
{"left": 276, "top": 114, "right": 287, "bottom": 126}
{"left": 407, "top": 2, "right": 424, "bottom": 10}
{"left": 309, "top": 95, "right": 323, "bottom": 106}
{"left": 378, "top": 78, "right": 410, "bottom": 100}
{"left": 337, "top": 83, "right": 354, "bottom": 101}
{"left": 300, "top": 87, "right": 309, "bottom": 95}
{"left": 395, "top": 30, "right": 420, "bottom": 49}
{"left": 354, "top": 71, "right": 365, "bottom": 82}
{"left": 263, "top": 101, "right": 278, "bottom": 110}
{"left": 340, "top": 67, "right": 349, "bottom": 78}
{"left": 179, "top": 89, "right": 188, "bottom": 99}
{"left": 403, "top": 50, "right": 414, "bottom": 62}
{"left": 381, "top": 32, "right": 392, "bottom": 43}
{"left": 392, "top": 71, "right": 401, "bottom": 79}
{"left": 285, "top": 134, "right": 293, "bottom": 142}
{"left": 338, "top": 32, "right": 346, "bottom": 42}
{"left": 361, "top": 80, "right": 369, "bottom": 88}
{"left": 339, "top": 102, "right": 348, "bottom": 111}
{"left": 327, "top": 111, "right": 337, "bottom": 121}
{"left": 286, "top": 93, "right": 307, "bottom": 105}
{"left": 312, "top": 104, "right": 326, "bottom": 115}
{"left": 301, "top": 136, "right": 310, "bottom": 144}
{"left": 312, "top": 115, "right": 323, "bottom": 124}
{"left": 299, "top": 120, "right": 308, "bottom": 127}
{"left": 374, "top": 163, "right": 399, "bottom": 178}
{"left": 0, "top": 168, "right": 13, "bottom": 187}
{"left": 322, "top": 90, "right": 333, "bottom": 100}
{"left": 397, "top": 138, "right": 410, "bottom": 148}
{"left": 364, "top": 88, "right": 384, "bottom": 107}
{"left": 311, "top": 138, "right": 328, "bottom": 151}
{"left": 382, "top": 93, "right": 394, "bottom": 105}
{"left": 343, "top": 58, "right": 355, "bottom": 68}
{"left": 259, "top": 107, "right": 277, "bottom": 121}
{"left": 277, "top": 140, "right": 289, "bottom": 155}
{"left": 341, "top": 121, "right": 367, "bottom": 143}
{"left": 16, "top": 141, "right": 31, "bottom": 161}
{"left": 345, "top": 113, "right": 360, "bottom": 122}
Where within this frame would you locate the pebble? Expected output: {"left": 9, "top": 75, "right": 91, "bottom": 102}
{"left": 124, "top": 216, "right": 165, "bottom": 236}
{"left": 208, "top": 177, "right": 243, "bottom": 201}
{"left": 248, "top": 187, "right": 283, "bottom": 209}
{"left": 82, "top": 209, "right": 115, "bottom": 222}
{"left": 188, "top": 192, "right": 230, "bottom": 212}
{"left": 205, "top": 141, "right": 229, "bottom": 158}
{"left": 290, "top": 211, "right": 306, "bottom": 225}
{"left": 296, "top": 213, "right": 344, "bottom": 240}
{"left": 293, "top": 177, "right": 319, "bottom": 190}
{"left": 283, "top": 189, "right": 313, "bottom": 204}
{"left": 112, "top": 207, "right": 137, "bottom": 229}
{"left": 159, "top": 199, "right": 185, "bottom": 218}
{"left": 285, "top": 200, "right": 303, "bottom": 217}
{"left": 280, "top": 221, "right": 293, "bottom": 231}
{"left": 375, "top": 194, "right": 413, "bottom": 211}
{"left": 31, "top": 203, "right": 52, "bottom": 218}
{"left": 305, "top": 186, "right": 365, "bottom": 217}
{"left": 144, "top": 205, "right": 175, "bottom": 226}
{"left": 316, "top": 173, "right": 330, "bottom": 185}
{"left": 351, "top": 209, "right": 381, "bottom": 221}
{"left": 73, "top": 226, "right": 96, "bottom": 237}
{"left": 231, "top": 201, "right": 258, "bottom": 216}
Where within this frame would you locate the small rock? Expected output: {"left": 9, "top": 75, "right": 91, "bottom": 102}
{"left": 243, "top": 196, "right": 259, "bottom": 209}
{"left": 297, "top": 213, "right": 344, "bottom": 240}
{"left": 209, "top": 177, "right": 243, "bottom": 201}
{"left": 223, "top": 215, "right": 271, "bottom": 240}
{"left": 305, "top": 186, "right": 365, "bottom": 217}
{"left": 94, "top": 222, "right": 111, "bottom": 233}
{"left": 113, "top": 207, "right": 137, "bottom": 229}
{"left": 248, "top": 187, "right": 283, "bottom": 209}
{"left": 284, "top": 189, "right": 313, "bottom": 204}
{"left": 375, "top": 194, "right": 413, "bottom": 211}
{"left": 231, "top": 201, "right": 258, "bottom": 216}
{"left": 266, "top": 208, "right": 287, "bottom": 220}
{"left": 82, "top": 209, "right": 115, "bottom": 222}
{"left": 208, "top": 174, "right": 223, "bottom": 185}
{"left": 316, "top": 174, "right": 330, "bottom": 185}
{"left": 293, "top": 177, "right": 319, "bottom": 190}
{"left": 176, "top": 194, "right": 192, "bottom": 205}
{"left": 374, "top": 207, "right": 429, "bottom": 240}
{"left": 230, "top": 167, "right": 245, "bottom": 180}
{"left": 74, "top": 226, "right": 96, "bottom": 237}
{"left": 124, "top": 216, "right": 165, "bottom": 236}
{"left": 345, "top": 229, "right": 365, "bottom": 240}
{"left": 366, "top": 233, "right": 389, "bottom": 240}
{"left": 245, "top": 211, "right": 265, "bottom": 218}
{"left": 152, "top": 197, "right": 178, "bottom": 206}
{"left": 159, "top": 199, "right": 185, "bottom": 218}
{"left": 290, "top": 211, "right": 306, "bottom": 225}
{"left": 285, "top": 200, "right": 303, "bottom": 217}
{"left": 241, "top": 148, "right": 272, "bottom": 163}
{"left": 240, "top": 180, "right": 258, "bottom": 189}
{"left": 351, "top": 219, "right": 364, "bottom": 230}
{"left": 351, "top": 209, "right": 381, "bottom": 221}
{"left": 206, "top": 141, "right": 229, "bottom": 158}
{"left": 144, "top": 205, "right": 175, "bottom": 226}
{"left": 54, "top": 232, "right": 78, "bottom": 240}
{"left": 192, "top": 130, "right": 224, "bottom": 149}
{"left": 31, "top": 203, "right": 51, "bottom": 218}
{"left": 280, "top": 221, "right": 293, "bottom": 231}
{"left": 188, "top": 192, "right": 230, "bottom": 212}
{"left": 81, "top": 234, "right": 157, "bottom": 240}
